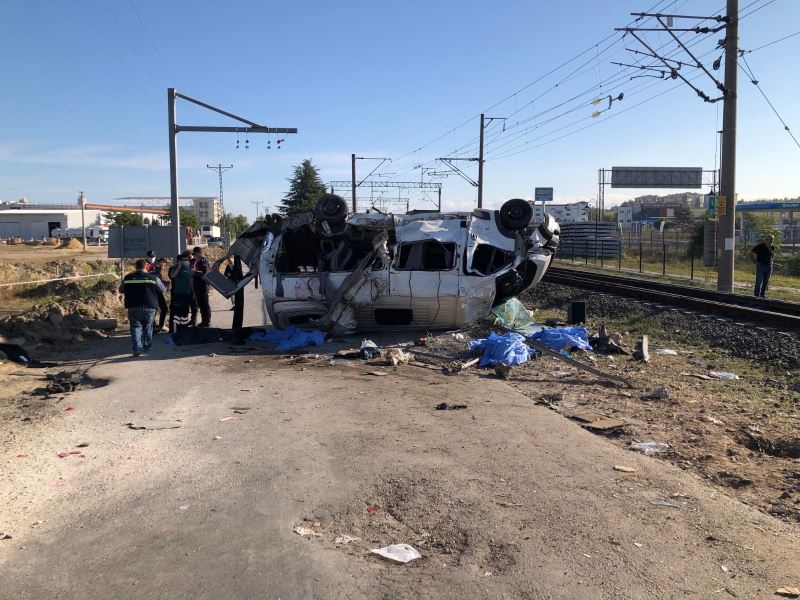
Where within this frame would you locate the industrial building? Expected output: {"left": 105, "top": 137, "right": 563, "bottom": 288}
{"left": 0, "top": 199, "right": 102, "bottom": 239}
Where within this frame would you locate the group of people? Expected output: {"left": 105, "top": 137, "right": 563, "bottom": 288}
{"left": 119, "top": 247, "right": 212, "bottom": 357}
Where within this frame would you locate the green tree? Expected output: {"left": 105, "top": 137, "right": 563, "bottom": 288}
{"left": 673, "top": 202, "right": 695, "bottom": 230}
{"left": 220, "top": 213, "right": 250, "bottom": 238}
{"left": 279, "top": 159, "right": 327, "bottom": 215}
{"left": 165, "top": 208, "right": 199, "bottom": 230}
{"left": 743, "top": 213, "right": 780, "bottom": 244}
{"left": 104, "top": 211, "right": 143, "bottom": 226}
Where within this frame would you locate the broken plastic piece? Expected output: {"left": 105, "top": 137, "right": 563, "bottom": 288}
{"left": 656, "top": 348, "right": 678, "bottom": 356}
{"left": 371, "top": 544, "right": 422, "bottom": 564}
{"left": 360, "top": 339, "right": 380, "bottom": 359}
{"left": 709, "top": 371, "right": 739, "bottom": 380}
{"left": 630, "top": 442, "right": 670, "bottom": 455}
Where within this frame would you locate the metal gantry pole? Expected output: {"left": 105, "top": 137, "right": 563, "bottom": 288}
{"left": 167, "top": 88, "right": 181, "bottom": 256}
{"left": 351, "top": 154, "right": 357, "bottom": 212}
{"left": 717, "top": 0, "right": 738, "bottom": 292}
{"left": 477, "top": 113, "right": 485, "bottom": 209}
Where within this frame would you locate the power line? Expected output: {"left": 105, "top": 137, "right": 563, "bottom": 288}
{"left": 739, "top": 56, "right": 800, "bottom": 150}
{"left": 744, "top": 29, "right": 800, "bottom": 53}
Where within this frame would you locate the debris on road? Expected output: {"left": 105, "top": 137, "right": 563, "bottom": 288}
{"left": 386, "top": 348, "right": 411, "bottom": 366}
{"left": 709, "top": 371, "right": 740, "bottom": 381}
{"left": 776, "top": 587, "right": 800, "bottom": 598}
{"left": 630, "top": 442, "right": 670, "bottom": 455}
{"left": 649, "top": 499, "right": 681, "bottom": 509}
{"left": 550, "top": 370, "right": 572, "bottom": 378}
{"left": 642, "top": 386, "right": 669, "bottom": 400}
{"left": 366, "top": 505, "right": 379, "bottom": 514}
{"left": 681, "top": 372, "right": 713, "bottom": 380}
{"left": 0, "top": 532, "right": 12, "bottom": 540}
{"left": 293, "top": 525, "right": 321, "bottom": 537}
{"left": 334, "top": 534, "right": 360, "bottom": 545}
{"left": 371, "top": 544, "right": 422, "bottom": 564}
{"left": 219, "top": 416, "right": 237, "bottom": 422}
{"left": 127, "top": 420, "right": 183, "bottom": 430}
{"left": 571, "top": 412, "right": 626, "bottom": 432}
{"left": 703, "top": 416, "right": 724, "bottom": 426}
{"left": 613, "top": 465, "right": 638, "bottom": 473}
{"left": 494, "top": 363, "right": 512, "bottom": 379}
{"left": 633, "top": 335, "right": 650, "bottom": 362}
{"left": 366, "top": 370, "right": 390, "bottom": 376}
{"left": 435, "top": 402, "right": 467, "bottom": 411}
{"left": 656, "top": 348, "right": 678, "bottom": 356}
{"left": 359, "top": 339, "right": 380, "bottom": 359}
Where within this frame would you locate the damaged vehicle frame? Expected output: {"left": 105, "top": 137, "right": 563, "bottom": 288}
{"left": 204, "top": 195, "right": 559, "bottom": 334}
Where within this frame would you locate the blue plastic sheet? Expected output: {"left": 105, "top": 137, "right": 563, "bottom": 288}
{"left": 529, "top": 327, "right": 592, "bottom": 352}
{"left": 249, "top": 326, "right": 326, "bottom": 351}
{"left": 468, "top": 332, "right": 532, "bottom": 366}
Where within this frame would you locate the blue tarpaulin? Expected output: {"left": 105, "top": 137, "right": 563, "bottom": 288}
{"left": 468, "top": 332, "right": 532, "bottom": 366}
{"left": 249, "top": 326, "right": 326, "bottom": 351}
{"left": 529, "top": 327, "right": 592, "bottom": 352}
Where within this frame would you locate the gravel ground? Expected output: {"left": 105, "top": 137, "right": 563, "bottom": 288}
{"left": 521, "top": 283, "right": 800, "bottom": 372}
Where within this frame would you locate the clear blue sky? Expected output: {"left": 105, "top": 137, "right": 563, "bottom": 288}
{"left": 1, "top": 0, "right": 798, "bottom": 221}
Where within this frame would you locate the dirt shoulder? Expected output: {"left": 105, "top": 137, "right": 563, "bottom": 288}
{"left": 1, "top": 332, "right": 799, "bottom": 599}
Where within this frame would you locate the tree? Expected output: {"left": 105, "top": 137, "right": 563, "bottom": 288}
{"left": 743, "top": 212, "right": 780, "bottom": 244}
{"left": 279, "top": 159, "right": 327, "bottom": 215}
{"left": 673, "top": 202, "right": 695, "bottom": 230}
{"left": 220, "top": 213, "right": 250, "bottom": 238}
{"left": 104, "top": 211, "right": 143, "bottom": 227}
{"left": 164, "top": 208, "right": 199, "bottom": 230}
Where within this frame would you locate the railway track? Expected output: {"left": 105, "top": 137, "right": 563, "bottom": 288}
{"left": 542, "top": 266, "right": 800, "bottom": 329}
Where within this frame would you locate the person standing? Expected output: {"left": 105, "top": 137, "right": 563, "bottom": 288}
{"left": 144, "top": 250, "right": 156, "bottom": 272}
{"left": 749, "top": 234, "right": 775, "bottom": 297}
{"left": 120, "top": 258, "right": 164, "bottom": 357}
{"left": 192, "top": 246, "right": 212, "bottom": 327}
{"left": 152, "top": 257, "right": 170, "bottom": 332}
{"left": 168, "top": 252, "right": 193, "bottom": 334}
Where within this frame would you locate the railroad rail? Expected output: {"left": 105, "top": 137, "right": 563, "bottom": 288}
{"left": 542, "top": 266, "right": 800, "bottom": 329}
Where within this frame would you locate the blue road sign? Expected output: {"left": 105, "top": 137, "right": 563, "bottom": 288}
{"left": 535, "top": 187, "right": 554, "bottom": 202}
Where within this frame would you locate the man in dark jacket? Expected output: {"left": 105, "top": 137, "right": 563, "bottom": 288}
{"left": 120, "top": 259, "right": 165, "bottom": 356}
{"left": 748, "top": 234, "right": 775, "bottom": 297}
{"left": 191, "top": 246, "right": 212, "bottom": 327}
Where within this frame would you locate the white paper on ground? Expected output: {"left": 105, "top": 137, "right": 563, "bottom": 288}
{"left": 371, "top": 544, "right": 422, "bottom": 564}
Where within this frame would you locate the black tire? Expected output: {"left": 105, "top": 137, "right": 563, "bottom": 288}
{"left": 314, "top": 194, "right": 348, "bottom": 224}
{"left": 499, "top": 198, "right": 533, "bottom": 230}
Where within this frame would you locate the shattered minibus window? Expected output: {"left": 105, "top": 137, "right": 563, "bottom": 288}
{"left": 469, "top": 244, "right": 515, "bottom": 276}
{"left": 396, "top": 240, "right": 456, "bottom": 271}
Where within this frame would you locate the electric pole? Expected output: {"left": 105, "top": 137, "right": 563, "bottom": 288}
{"left": 251, "top": 200, "right": 263, "bottom": 222}
{"left": 351, "top": 154, "right": 357, "bottom": 212}
{"left": 207, "top": 163, "right": 233, "bottom": 238}
{"left": 478, "top": 113, "right": 485, "bottom": 208}
{"left": 716, "top": 0, "right": 738, "bottom": 293}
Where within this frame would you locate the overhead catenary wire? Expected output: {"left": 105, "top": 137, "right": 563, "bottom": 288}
{"left": 739, "top": 55, "right": 800, "bottom": 151}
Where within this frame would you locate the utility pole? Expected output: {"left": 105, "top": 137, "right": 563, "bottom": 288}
{"left": 478, "top": 113, "right": 485, "bottom": 208}
{"left": 79, "top": 191, "right": 87, "bottom": 252}
{"left": 251, "top": 200, "right": 263, "bottom": 222}
{"left": 717, "top": 0, "right": 738, "bottom": 293}
{"left": 168, "top": 89, "right": 180, "bottom": 254}
{"left": 207, "top": 163, "right": 233, "bottom": 239}
{"left": 351, "top": 153, "right": 357, "bottom": 212}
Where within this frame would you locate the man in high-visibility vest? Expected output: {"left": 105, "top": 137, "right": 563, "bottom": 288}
{"left": 119, "top": 258, "right": 166, "bottom": 357}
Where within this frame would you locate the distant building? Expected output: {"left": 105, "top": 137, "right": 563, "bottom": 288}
{"left": 533, "top": 201, "right": 589, "bottom": 223}
{"left": 0, "top": 200, "right": 101, "bottom": 239}
{"left": 192, "top": 197, "right": 222, "bottom": 226}
{"left": 112, "top": 196, "right": 221, "bottom": 226}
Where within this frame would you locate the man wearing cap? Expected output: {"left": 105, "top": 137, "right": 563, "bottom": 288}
{"left": 144, "top": 250, "right": 156, "bottom": 272}
{"left": 120, "top": 258, "right": 166, "bottom": 357}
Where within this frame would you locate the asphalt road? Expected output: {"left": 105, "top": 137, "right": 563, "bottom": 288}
{"left": 1, "top": 287, "right": 799, "bottom": 599}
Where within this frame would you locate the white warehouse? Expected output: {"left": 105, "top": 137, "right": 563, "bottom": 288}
{"left": 0, "top": 201, "right": 102, "bottom": 239}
